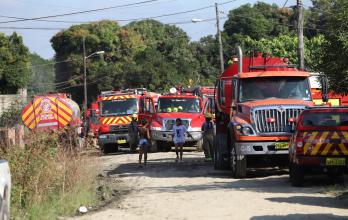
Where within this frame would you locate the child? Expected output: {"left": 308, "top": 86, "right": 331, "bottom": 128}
{"left": 172, "top": 118, "right": 193, "bottom": 162}
{"left": 138, "top": 119, "right": 150, "bottom": 167}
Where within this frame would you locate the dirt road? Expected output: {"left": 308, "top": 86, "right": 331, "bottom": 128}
{"left": 74, "top": 151, "right": 348, "bottom": 220}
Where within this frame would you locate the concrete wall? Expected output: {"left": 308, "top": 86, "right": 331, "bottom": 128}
{"left": 0, "top": 89, "right": 28, "bottom": 115}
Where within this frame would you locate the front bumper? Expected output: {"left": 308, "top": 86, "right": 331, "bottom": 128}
{"left": 297, "top": 156, "right": 348, "bottom": 167}
{"left": 235, "top": 141, "right": 289, "bottom": 155}
{"left": 151, "top": 130, "right": 202, "bottom": 142}
{"left": 98, "top": 133, "right": 129, "bottom": 145}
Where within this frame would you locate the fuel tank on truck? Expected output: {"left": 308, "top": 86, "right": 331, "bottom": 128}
{"left": 21, "top": 93, "right": 81, "bottom": 130}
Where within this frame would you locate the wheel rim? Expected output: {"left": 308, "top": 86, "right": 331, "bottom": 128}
{"left": 231, "top": 147, "right": 237, "bottom": 173}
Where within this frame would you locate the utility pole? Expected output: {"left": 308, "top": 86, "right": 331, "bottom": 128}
{"left": 83, "top": 37, "right": 88, "bottom": 115}
{"left": 297, "top": 0, "right": 304, "bottom": 70}
{"left": 215, "top": 2, "right": 224, "bottom": 73}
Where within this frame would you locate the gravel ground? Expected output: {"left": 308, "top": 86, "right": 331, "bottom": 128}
{"left": 72, "top": 151, "right": 348, "bottom": 220}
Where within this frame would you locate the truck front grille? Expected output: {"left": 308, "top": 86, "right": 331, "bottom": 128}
{"left": 164, "top": 119, "right": 190, "bottom": 131}
{"left": 109, "top": 125, "right": 128, "bottom": 134}
{"left": 253, "top": 106, "right": 305, "bottom": 134}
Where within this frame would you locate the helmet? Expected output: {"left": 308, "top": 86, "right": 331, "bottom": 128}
{"left": 205, "top": 113, "right": 213, "bottom": 119}
{"left": 178, "top": 106, "right": 183, "bottom": 111}
{"left": 132, "top": 113, "right": 137, "bottom": 119}
{"left": 173, "top": 107, "right": 178, "bottom": 112}
{"left": 167, "top": 107, "right": 172, "bottom": 113}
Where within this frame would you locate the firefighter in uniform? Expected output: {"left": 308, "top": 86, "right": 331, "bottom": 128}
{"left": 201, "top": 113, "right": 215, "bottom": 162}
{"left": 128, "top": 114, "right": 139, "bottom": 153}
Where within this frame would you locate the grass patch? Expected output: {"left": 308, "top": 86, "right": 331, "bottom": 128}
{"left": 1, "top": 129, "right": 99, "bottom": 220}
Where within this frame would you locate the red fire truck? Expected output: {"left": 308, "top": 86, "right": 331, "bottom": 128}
{"left": 97, "top": 89, "right": 160, "bottom": 153}
{"left": 148, "top": 88, "right": 205, "bottom": 152}
{"left": 21, "top": 93, "right": 81, "bottom": 130}
{"left": 214, "top": 48, "right": 314, "bottom": 177}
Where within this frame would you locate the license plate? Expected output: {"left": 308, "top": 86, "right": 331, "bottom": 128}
{"left": 326, "top": 158, "right": 346, "bottom": 166}
{"left": 274, "top": 142, "right": 289, "bottom": 150}
{"left": 117, "top": 139, "right": 127, "bottom": 144}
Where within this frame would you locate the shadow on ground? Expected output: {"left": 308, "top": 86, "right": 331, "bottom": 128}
{"left": 266, "top": 195, "right": 348, "bottom": 209}
{"left": 104, "top": 155, "right": 347, "bottom": 196}
{"left": 251, "top": 214, "right": 348, "bottom": 220}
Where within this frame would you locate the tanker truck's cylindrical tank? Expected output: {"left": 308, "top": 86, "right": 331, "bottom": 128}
{"left": 21, "top": 94, "right": 81, "bottom": 130}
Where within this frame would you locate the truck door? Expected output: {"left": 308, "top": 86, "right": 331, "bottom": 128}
{"left": 138, "top": 97, "right": 156, "bottom": 126}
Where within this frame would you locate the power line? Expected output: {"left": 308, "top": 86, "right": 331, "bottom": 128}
{"left": 0, "top": 0, "right": 238, "bottom": 25}
{"left": 0, "top": 27, "right": 63, "bottom": 30}
{"left": 0, "top": 0, "right": 161, "bottom": 24}
{"left": 0, "top": 15, "right": 86, "bottom": 24}
{"left": 114, "top": 0, "right": 238, "bottom": 22}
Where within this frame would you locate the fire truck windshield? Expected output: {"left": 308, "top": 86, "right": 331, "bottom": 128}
{"left": 157, "top": 98, "right": 201, "bottom": 113}
{"left": 100, "top": 98, "right": 138, "bottom": 116}
{"left": 239, "top": 77, "right": 311, "bottom": 102}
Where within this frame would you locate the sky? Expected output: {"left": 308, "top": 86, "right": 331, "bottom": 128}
{"left": 0, "top": 0, "right": 312, "bottom": 59}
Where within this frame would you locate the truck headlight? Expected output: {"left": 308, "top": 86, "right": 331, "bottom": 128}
{"left": 99, "top": 134, "right": 107, "bottom": 139}
{"left": 151, "top": 126, "right": 162, "bottom": 131}
{"left": 235, "top": 124, "right": 255, "bottom": 136}
{"left": 242, "top": 126, "right": 253, "bottom": 135}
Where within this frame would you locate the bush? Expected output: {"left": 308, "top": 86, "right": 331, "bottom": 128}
{"left": 0, "top": 100, "right": 24, "bottom": 127}
{"left": 0, "top": 129, "right": 97, "bottom": 219}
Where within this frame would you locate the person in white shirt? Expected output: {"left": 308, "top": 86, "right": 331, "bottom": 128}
{"left": 172, "top": 118, "right": 193, "bottom": 162}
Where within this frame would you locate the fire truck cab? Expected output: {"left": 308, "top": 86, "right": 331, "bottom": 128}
{"left": 214, "top": 48, "right": 313, "bottom": 177}
{"left": 97, "top": 89, "right": 154, "bottom": 153}
{"left": 149, "top": 88, "right": 205, "bottom": 152}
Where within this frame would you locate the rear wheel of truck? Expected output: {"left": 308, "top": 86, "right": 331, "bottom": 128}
{"left": 289, "top": 162, "right": 304, "bottom": 187}
{"left": 214, "top": 133, "right": 230, "bottom": 170}
{"left": 230, "top": 145, "right": 247, "bottom": 178}
{"left": 150, "top": 140, "right": 158, "bottom": 152}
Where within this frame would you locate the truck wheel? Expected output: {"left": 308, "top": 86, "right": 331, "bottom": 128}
{"left": 196, "top": 139, "right": 203, "bottom": 152}
{"left": 214, "top": 134, "right": 229, "bottom": 170}
{"left": 150, "top": 140, "right": 157, "bottom": 152}
{"left": 130, "top": 144, "right": 137, "bottom": 153}
{"left": 230, "top": 145, "right": 247, "bottom": 178}
{"left": 289, "top": 162, "right": 304, "bottom": 187}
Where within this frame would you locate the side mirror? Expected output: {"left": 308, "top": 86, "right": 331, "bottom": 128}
{"left": 320, "top": 76, "right": 329, "bottom": 103}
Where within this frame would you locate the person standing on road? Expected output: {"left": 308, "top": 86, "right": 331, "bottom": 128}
{"left": 138, "top": 119, "right": 150, "bottom": 167}
{"left": 172, "top": 118, "right": 193, "bottom": 162}
{"left": 128, "top": 114, "right": 139, "bottom": 153}
{"left": 201, "top": 113, "right": 215, "bottom": 162}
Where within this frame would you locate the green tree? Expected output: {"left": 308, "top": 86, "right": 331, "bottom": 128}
{"left": 28, "top": 53, "right": 55, "bottom": 95}
{"left": 317, "top": 0, "right": 348, "bottom": 94}
{"left": 190, "top": 36, "right": 220, "bottom": 84}
{"left": 126, "top": 20, "right": 200, "bottom": 90}
{"left": 51, "top": 20, "right": 145, "bottom": 104}
{"left": 0, "top": 32, "right": 30, "bottom": 94}
{"left": 242, "top": 34, "right": 326, "bottom": 72}
{"left": 223, "top": 3, "right": 295, "bottom": 47}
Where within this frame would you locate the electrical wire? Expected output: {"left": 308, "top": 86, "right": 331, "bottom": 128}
{"left": 0, "top": 0, "right": 161, "bottom": 24}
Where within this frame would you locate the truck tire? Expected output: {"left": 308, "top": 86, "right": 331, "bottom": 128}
{"left": 150, "top": 140, "right": 158, "bottom": 152}
{"left": 196, "top": 139, "right": 203, "bottom": 152}
{"left": 130, "top": 144, "right": 137, "bottom": 153}
{"left": 230, "top": 145, "right": 247, "bottom": 178}
{"left": 289, "top": 162, "right": 304, "bottom": 187}
{"left": 214, "top": 133, "right": 230, "bottom": 170}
